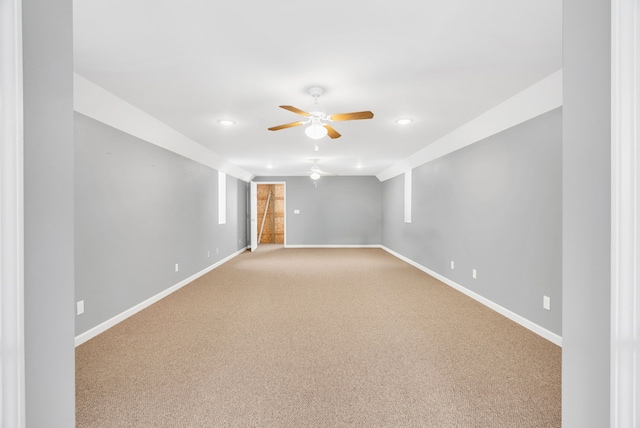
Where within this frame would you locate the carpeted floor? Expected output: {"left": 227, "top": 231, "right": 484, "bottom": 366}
{"left": 76, "top": 247, "right": 561, "bottom": 427}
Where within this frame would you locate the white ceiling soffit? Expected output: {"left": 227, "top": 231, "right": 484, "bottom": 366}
{"left": 376, "top": 70, "right": 563, "bottom": 181}
{"left": 74, "top": 74, "right": 254, "bottom": 182}
{"left": 73, "top": 0, "right": 562, "bottom": 179}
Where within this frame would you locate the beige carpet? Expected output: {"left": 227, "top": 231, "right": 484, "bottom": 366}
{"left": 76, "top": 247, "right": 561, "bottom": 427}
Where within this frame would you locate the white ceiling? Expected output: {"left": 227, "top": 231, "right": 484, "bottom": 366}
{"left": 73, "top": 0, "right": 562, "bottom": 179}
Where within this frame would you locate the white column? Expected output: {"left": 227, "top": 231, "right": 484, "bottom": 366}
{"left": 611, "top": 0, "right": 640, "bottom": 426}
{"left": 0, "top": 0, "right": 25, "bottom": 426}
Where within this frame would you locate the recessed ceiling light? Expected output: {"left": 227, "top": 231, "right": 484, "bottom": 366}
{"left": 395, "top": 118, "right": 413, "bottom": 125}
{"left": 356, "top": 164, "right": 363, "bottom": 169}
{"left": 267, "top": 164, "right": 273, "bottom": 169}
{"left": 217, "top": 119, "right": 235, "bottom": 126}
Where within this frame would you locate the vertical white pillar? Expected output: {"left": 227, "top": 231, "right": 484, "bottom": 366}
{"left": 611, "top": 1, "right": 639, "bottom": 426}
{"left": 404, "top": 170, "right": 412, "bottom": 223}
{"left": 0, "top": 0, "right": 25, "bottom": 426}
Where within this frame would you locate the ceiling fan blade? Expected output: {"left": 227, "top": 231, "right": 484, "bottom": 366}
{"left": 280, "top": 105, "right": 312, "bottom": 117}
{"left": 329, "top": 111, "right": 374, "bottom": 121}
{"left": 268, "top": 121, "right": 305, "bottom": 131}
{"left": 324, "top": 124, "right": 341, "bottom": 139}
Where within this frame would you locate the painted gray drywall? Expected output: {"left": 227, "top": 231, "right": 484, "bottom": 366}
{"left": 75, "top": 113, "right": 248, "bottom": 336}
{"left": 22, "top": 0, "right": 75, "bottom": 426}
{"left": 253, "top": 176, "right": 382, "bottom": 246}
{"left": 382, "top": 108, "right": 562, "bottom": 336}
{"left": 562, "top": 0, "right": 611, "bottom": 426}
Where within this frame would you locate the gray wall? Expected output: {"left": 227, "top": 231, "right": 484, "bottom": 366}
{"left": 562, "top": 0, "right": 611, "bottom": 426}
{"left": 253, "top": 176, "right": 382, "bottom": 246}
{"left": 75, "top": 113, "right": 248, "bottom": 336}
{"left": 382, "top": 108, "right": 563, "bottom": 335}
{"left": 23, "top": 0, "right": 76, "bottom": 426}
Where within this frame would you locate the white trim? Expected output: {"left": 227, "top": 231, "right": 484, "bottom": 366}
{"left": 381, "top": 246, "right": 563, "bottom": 347}
{"left": 404, "top": 170, "right": 412, "bottom": 223}
{"left": 218, "top": 171, "right": 226, "bottom": 225}
{"left": 250, "top": 181, "right": 258, "bottom": 251}
{"left": 611, "top": 0, "right": 639, "bottom": 426}
{"left": 376, "top": 70, "right": 563, "bottom": 181}
{"left": 284, "top": 244, "right": 381, "bottom": 249}
{"left": 0, "top": 0, "right": 25, "bottom": 426}
{"left": 73, "top": 74, "right": 253, "bottom": 183}
{"left": 75, "top": 247, "right": 247, "bottom": 346}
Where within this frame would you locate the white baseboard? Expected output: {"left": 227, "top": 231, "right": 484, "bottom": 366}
{"left": 76, "top": 245, "right": 562, "bottom": 348}
{"left": 381, "top": 246, "right": 563, "bottom": 347}
{"left": 284, "top": 244, "right": 382, "bottom": 249}
{"left": 75, "top": 247, "right": 248, "bottom": 347}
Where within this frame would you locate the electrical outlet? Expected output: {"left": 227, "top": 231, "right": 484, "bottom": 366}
{"left": 543, "top": 295, "right": 551, "bottom": 310}
{"left": 451, "top": 261, "right": 455, "bottom": 269}
{"left": 175, "top": 263, "right": 179, "bottom": 272}
{"left": 76, "top": 300, "right": 84, "bottom": 315}
{"left": 207, "top": 250, "right": 210, "bottom": 257}
{"left": 472, "top": 269, "right": 477, "bottom": 279}
{"left": 294, "top": 209, "right": 300, "bottom": 214}
{"left": 216, "top": 248, "right": 219, "bottom": 254}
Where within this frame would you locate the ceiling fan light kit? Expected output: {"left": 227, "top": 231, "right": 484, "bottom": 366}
{"left": 305, "top": 121, "right": 328, "bottom": 139}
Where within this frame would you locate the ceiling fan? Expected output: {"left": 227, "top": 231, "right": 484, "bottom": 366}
{"left": 268, "top": 87, "right": 374, "bottom": 140}
{"left": 304, "top": 159, "right": 334, "bottom": 181}
{"left": 309, "top": 161, "right": 330, "bottom": 180}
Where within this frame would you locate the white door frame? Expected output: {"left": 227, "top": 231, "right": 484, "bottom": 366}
{"left": 249, "top": 181, "right": 258, "bottom": 251}
{"left": 0, "top": 0, "right": 26, "bottom": 426}
{"left": 610, "top": 0, "right": 639, "bottom": 426}
{"left": 250, "top": 181, "right": 287, "bottom": 250}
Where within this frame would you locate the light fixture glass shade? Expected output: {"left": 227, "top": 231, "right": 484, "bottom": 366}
{"left": 305, "top": 123, "right": 328, "bottom": 140}
{"left": 310, "top": 171, "right": 321, "bottom": 180}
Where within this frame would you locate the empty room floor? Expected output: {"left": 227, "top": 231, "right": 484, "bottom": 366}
{"left": 76, "top": 247, "right": 561, "bottom": 427}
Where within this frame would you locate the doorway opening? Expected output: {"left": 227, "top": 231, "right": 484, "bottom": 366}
{"left": 256, "top": 183, "right": 285, "bottom": 246}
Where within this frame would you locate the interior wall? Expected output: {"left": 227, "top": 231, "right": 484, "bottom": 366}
{"left": 22, "top": 0, "right": 76, "bottom": 425}
{"left": 253, "top": 176, "right": 382, "bottom": 246}
{"left": 74, "top": 113, "right": 248, "bottom": 337}
{"left": 562, "top": 0, "right": 611, "bottom": 426}
{"left": 382, "top": 108, "right": 563, "bottom": 336}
